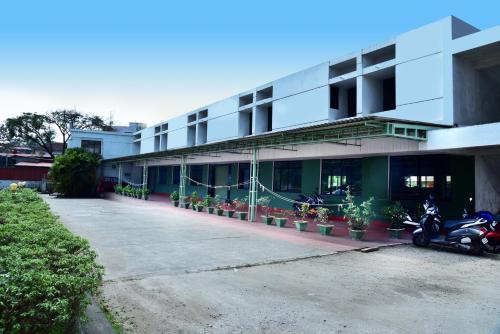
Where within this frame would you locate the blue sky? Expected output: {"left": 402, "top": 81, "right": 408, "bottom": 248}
{"left": 0, "top": 0, "right": 499, "bottom": 126}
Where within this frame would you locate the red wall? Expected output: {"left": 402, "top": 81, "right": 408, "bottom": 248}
{"left": 0, "top": 167, "right": 50, "bottom": 181}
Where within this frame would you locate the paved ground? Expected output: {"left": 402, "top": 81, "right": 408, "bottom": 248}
{"left": 44, "top": 195, "right": 500, "bottom": 334}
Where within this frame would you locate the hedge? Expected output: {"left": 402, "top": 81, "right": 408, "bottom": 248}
{"left": 0, "top": 188, "right": 103, "bottom": 333}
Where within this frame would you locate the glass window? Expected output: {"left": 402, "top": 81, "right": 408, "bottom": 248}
{"left": 273, "top": 161, "right": 302, "bottom": 193}
{"left": 238, "top": 163, "right": 250, "bottom": 189}
{"left": 158, "top": 166, "right": 167, "bottom": 184}
{"left": 81, "top": 140, "right": 101, "bottom": 155}
{"left": 172, "top": 166, "right": 180, "bottom": 185}
{"left": 390, "top": 155, "right": 452, "bottom": 200}
{"left": 321, "top": 159, "right": 362, "bottom": 196}
{"left": 189, "top": 165, "right": 204, "bottom": 186}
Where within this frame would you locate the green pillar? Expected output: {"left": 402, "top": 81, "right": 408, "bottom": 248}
{"left": 179, "top": 155, "right": 187, "bottom": 204}
{"left": 248, "top": 147, "right": 259, "bottom": 222}
{"left": 118, "top": 163, "right": 122, "bottom": 187}
{"left": 142, "top": 160, "right": 148, "bottom": 198}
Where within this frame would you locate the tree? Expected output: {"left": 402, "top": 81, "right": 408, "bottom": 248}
{"left": 5, "top": 113, "right": 56, "bottom": 157}
{"left": 5, "top": 111, "right": 113, "bottom": 157}
{"left": 46, "top": 110, "right": 114, "bottom": 153}
{"left": 49, "top": 148, "right": 101, "bottom": 197}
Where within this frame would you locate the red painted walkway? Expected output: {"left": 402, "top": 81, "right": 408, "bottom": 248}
{"left": 106, "top": 193, "right": 412, "bottom": 252}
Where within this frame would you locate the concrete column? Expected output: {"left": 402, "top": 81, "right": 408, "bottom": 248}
{"left": 179, "top": 155, "right": 187, "bottom": 204}
{"left": 142, "top": 160, "right": 148, "bottom": 198}
{"left": 248, "top": 147, "right": 259, "bottom": 222}
{"left": 475, "top": 154, "right": 500, "bottom": 213}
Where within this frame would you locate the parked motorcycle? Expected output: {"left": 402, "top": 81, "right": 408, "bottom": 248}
{"left": 462, "top": 208, "right": 500, "bottom": 253}
{"left": 404, "top": 199, "right": 489, "bottom": 255}
{"left": 292, "top": 193, "right": 324, "bottom": 213}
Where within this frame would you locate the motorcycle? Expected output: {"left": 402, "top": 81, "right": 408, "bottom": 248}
{"left": 292, "top": 193, "right": 324, "bottom": 213}
{"left": 462, "top": 208, "right": 500, "bottom": 253}
{"left": 404, "top": 199, "right": 489, "bottom": 255}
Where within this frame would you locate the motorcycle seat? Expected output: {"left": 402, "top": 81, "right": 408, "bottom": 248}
{"left": 443, "top": 219, "right": 476, "bottom": 231}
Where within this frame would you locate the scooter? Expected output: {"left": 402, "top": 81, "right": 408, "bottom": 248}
{"left": 404, "top": 199, "right": 489, "bottom": 255}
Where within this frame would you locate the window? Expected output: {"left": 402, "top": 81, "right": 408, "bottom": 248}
{"left": 273, "top": 161, "right": 302, "bottom": 193}
{"left": 190, "top": 165, "right": 204, "bottom": 186}
{"left": 321, "top": 159, "right": 362, "bottom": 196}
{"left": 81, "top": 140, "right": 101, "bottom": 155}
{"left": 159, "top": 166, "right": 167, "bottom": 184}
{"left": 390, "top": 155, "right": 452, "bottom": 200}
{"left": 173, "top": 166, "right": 180, "bottom": 185}
{"left": 238, "top": 163, "right": 250, "bottom": 189}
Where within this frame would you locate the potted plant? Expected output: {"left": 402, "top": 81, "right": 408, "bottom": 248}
{"left": 258, "top": 196, "right": 274, "bottom": 225}
{"left": 136, "top": 188, "right": 142, "bottom": 199}
{"left": 215, "top": 196, "right": 224, "bottom": 216}
{"left": 180, "top": 196, "right": 190, "bottom": 209}
{"left": 315, "top": 207, "right": 333, "bottom": 235}
{"left": 205, "top": 195, "right": 220, "bottom": 214}
{"left": 191, "top": 191, "right": 199, "bottom": 211}
{"left": 203, "top": 195, "right": 214, "bottom": 213}
{"left": 124, "top": 185, "right": 132, "bottom": 197}
{"left": 274, "top": 209, "right": 288, "bottom": 228}
{"left": 382, "top": 201, "right": 407, "bottom": 239}
{"left": 170, "top": 190, "right": 180, "bottom": 207}
{"left": 294, "top": 203, "right": 310, "bottom": 232}
{"left": 114, "top": 184, "right": 122, "bottom": 194}
{"left": 142, "top": 189, "right": 150, "bottom": 200}
{"left": 234, "top": 196, "right": 248, "bottom": 220}
{"left": 224, "top": 200, "right": 235, "bottom": 218}
{"left": 342, "top": 186, "right": 374, "bottom": 240}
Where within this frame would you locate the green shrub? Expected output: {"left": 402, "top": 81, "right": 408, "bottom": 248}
{"left": 49, "top": 148, "right": 100, "bottom": 197}
{"left": 0, "top": 188, "right": 103, "bottom": 333}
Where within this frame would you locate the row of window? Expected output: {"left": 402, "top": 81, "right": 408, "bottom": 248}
{"left": 155, "top": 155, "right": 454, "bottom": 200}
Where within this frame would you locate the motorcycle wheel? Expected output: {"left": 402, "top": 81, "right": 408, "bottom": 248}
{"left": 412, "top": 233, "right": 429, "bottom": 247}
{"left": 469, "top": 242, "right": 484, "bottom": 256}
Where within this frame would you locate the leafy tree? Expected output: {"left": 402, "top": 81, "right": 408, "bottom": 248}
{"left": 49, "top": 148, "right": 101, "bottom": 197}
{"left": 46, "top": 109, "right": 114, "bottom": 153}
{"left": 5, "top": 110, "right": 113, "bottom": 157}
{"left": 5, "top": 113, "right": 56, "bottom": 157}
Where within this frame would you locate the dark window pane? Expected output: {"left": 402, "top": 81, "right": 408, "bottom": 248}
{"left": 273, "top": 161, "right": 302, "bottom": 193}
{"left": 238, "top": 163, "right": 250, "bottom": 189}
{"left": 81, "top": 140, "right": 101, "bottom": 155}
{"left": 172, "top": 166, "right": 180, "bottom": 185}
{"left": 321, "top": 159, "right": 362, "bottom": 196}
{"left": 190, "top": 165, "right": 204, "bottom": 186}
{"left": 159, "top": 166, "right": 167, "bottom": 184}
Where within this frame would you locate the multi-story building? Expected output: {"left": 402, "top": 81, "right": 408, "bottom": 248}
{"left": 70, "top": 16, "right": 500, "bottom": 218}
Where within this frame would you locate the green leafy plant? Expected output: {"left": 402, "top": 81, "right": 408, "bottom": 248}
{"left": 114, "top": 184, "right": 123, "bottom": 194}
{"left": 49, "top": 148, "right": 100, "bottom": 197}
{"left": 299, "top": 202, "right": 310, "bottom": 221}
{"left": 0, "top": 188, "right": 103, "bottom": 333}
{"left": 214, "top": 195, "right": 223, "bottom": 209}
{"left": 257, "top": 196, "right": 272, "bottom": 217}
{"left": 382, "top": 201, "right": 407, "bottom": 229}
{"left": 315, "top": 207, "right": 330, "bottom": 225}
{"left": 190, "top": 191, "right": 199, "bottom": 205}
{"left": 142, "top": 188, "right": 150, "bottom": 199}
{"left": 170, "top": 190, "right": 179, "bottom": 201}
{"left": 202, "top": 195, "right": 213, "bottom": 207}
{"left": 342, "top": 186, "right": 374, "bottom": 230}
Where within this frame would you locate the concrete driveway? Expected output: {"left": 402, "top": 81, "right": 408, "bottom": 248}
{"left": 44, "top": 195, "right": 500, "bottom": 334}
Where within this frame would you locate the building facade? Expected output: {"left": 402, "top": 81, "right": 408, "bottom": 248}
{"left": 70, "top": 16, "right": 500, "bottom": 217}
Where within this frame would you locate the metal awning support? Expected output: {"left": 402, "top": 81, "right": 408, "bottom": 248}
{"left": 118, "top": 163, "right": 122, "bottom": 187}
{"left": 248, "top": 147, "right": 259, "bottom": 222}
{"left": 179, "top": 155, "right": 187, "bottom": 204}
{"left": 142, "top": 160, "right": 148, "bottom": 198}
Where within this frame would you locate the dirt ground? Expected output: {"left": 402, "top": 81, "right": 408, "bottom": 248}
{"left": 44, "top": 195, "right": 500, "bottom": 334}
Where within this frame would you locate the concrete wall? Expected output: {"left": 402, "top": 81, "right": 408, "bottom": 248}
{"left": 453, "top": 55, "right": 500, "bottom": 126}
{"left": 68, "top": 130, "right": 135, "bottom": 159}
{"left": 475, "top": 155, "right": 500, "bottom": 213}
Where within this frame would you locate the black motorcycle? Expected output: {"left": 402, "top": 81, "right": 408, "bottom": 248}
{"left": 292, "top": 193, "right": 324, "bottom": 213}
{"left": 404, "top": 199, "right": 489, "bottom": 255}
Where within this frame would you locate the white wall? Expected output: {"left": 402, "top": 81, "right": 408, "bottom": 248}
{"left": 207, "top": 113, "right": 239, "bottom": 142}
{"left": 69, "top": 130, "right": 134, "bottom": 159}
{"left": 272, "top": 86, "right": 329, "bottom": 130}
{"left": 273, "top": 62, "right": 328, "bottom": 99}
